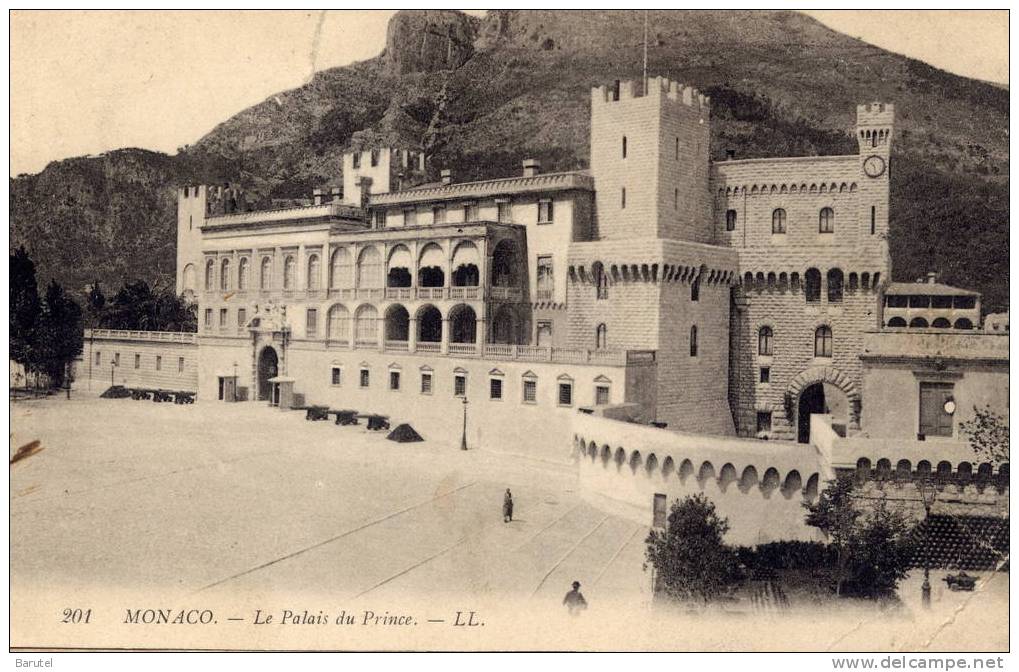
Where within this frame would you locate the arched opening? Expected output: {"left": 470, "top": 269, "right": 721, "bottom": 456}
{"left": 628, "top": 450, "right": 642, "bottom": 473}
{"left": 827, "top": 268, "right": 844, "bottom": 303}
{"left": 593, "top": 261, "right": 608, "bottom": 299}
{"left": 936, "top": 460, "right": 953, "bottom": 480}
{"left": 761, "top": 468, "right": 781, "bottom": 495}
{"left": 418, "top": 243, "right": 445, "bottom": 288}
{"left": 451, "top": 241, "right": 480, "bottom": 287}
{"left": 782, "top": 470, "right": 802, "bottom": 499}
{"left": 661, "top": 456, "right": 675, "bottom": 479}
{"left": 449, "top": 304, "right": 477, "bottom": 343}
{"left": 356, "top": 247, "right": 383, "bottom": 289}
{"left": 220, "top": 258, "right": 231, "bottom": 291}
{"left": 954, "top": 318, "right": 974, "bottom": 330}
{"left": 595, "top": 323, "right": 608, "bottom": 349}
{"left": 327, "top": 305, "right": 350, "bottom": 342}
{"left": 416, "top": 305, "right": 442, "bottom": 344}
{"left": 614, "top": 448, "right": 626, "bottom": 469}
{"left": 387, "top": 245, "right": 413, "bottom": 288}
{"left": 718, "top": 464, "right": 738, "bottom": 492}
{"left": 698, "top": 461, "right": 715, "bottom": 484}
{"left": 330, "top": 248, "right": 352, "bottom": 289}
{"left": 909, "top": 317, "right": 929, "bottom": 328}
{"left": 771, "top": 208, "right": 787, "bottom": 234}
{"left": 491, "top": 305, "right": 519, "bottom": 344}
{"left": 887, "top": 317, "right": 907, "bottom": 328}
{"left": 283, "top": 256, "right": 296, "bottom": 290}
{"left": 804, "top": 268, "right": 821, "bottom": 303}
{"left": 237, "top": 258, "right": 249, "bottom": 291}
{"left": 182, "top": 263, "right": 196, "bottom": 292}
{"left": 895, "top": 459, "right": 913, "bottom": 480}
{"left": 916, "top": 460, "right": 932, "bottom": 479}
{"left": 384, "top": 304, "right": 410, "bottom": 342}
{"left": 354, "top": 304, "right": 379, "bottom": 345}
{"left": 739, "top": 466, "right": 759, "bottom": 493}
{"left": 797, "top": 383, "right": 825, "bottom": 444}
{"left": 257, "top": 347, "right": 279, "bottom": 402}
{"left": 931, "top": 317, "right": 951, "bottom": 328}
{"left": 491, "top": 240, "right": 521, "bottom": 287}
{"left": 875, "top": 458, "right": 892, "bottom": 480}
{"left": 678, "top": 459, "right": 695, "bottom": 483}
{"left": 645, "top": 454, "right": 659, "bottom": 477}
{"left": 814, "top": 325, "right": 833, "bottom": 357}
{"left": 260, "top": 257, "right": 272, "bottom": 289}
{"left": 856, "top": 457, "right": 872, "bottom": 482}
{"left": 307, "top": 254, "right": 321, "bottom": 290}
{"left": 758, "top": 326, "right": 773, "bottom": 356}
{"left": 804, "top": 473, "right": 820, "bottom": 501}
{"left": 601, "top": 445, "right": 612, "bottom": 465}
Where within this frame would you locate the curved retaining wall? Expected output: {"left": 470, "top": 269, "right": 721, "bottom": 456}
{"left": 572, "top": 413, "right": 830, "bottom": 545}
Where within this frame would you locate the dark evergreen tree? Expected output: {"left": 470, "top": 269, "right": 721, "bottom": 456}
{"left": 86, "top": 281, "right": 107, "bottom": 327}
{"left": 10, "top": 246, "right": 41, "bottom": 371}
{"left": 37, "top": 280, "right": 84, "bottom": 388}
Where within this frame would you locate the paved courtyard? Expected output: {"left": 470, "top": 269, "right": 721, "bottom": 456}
{"left": 10, "top": 394, "right": 1007, "bottom": 651}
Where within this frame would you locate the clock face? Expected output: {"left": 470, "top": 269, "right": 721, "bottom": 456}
{"left": 863, "top": 155, "right": 886, "bottom": 178}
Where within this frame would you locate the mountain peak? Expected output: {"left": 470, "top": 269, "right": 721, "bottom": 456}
{"left": 384, "top": 10, "right": 479, "bottom": 75}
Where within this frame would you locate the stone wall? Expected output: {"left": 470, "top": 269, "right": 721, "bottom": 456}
{"left": 76, "top": 330, "right": 199, "bottom": 393}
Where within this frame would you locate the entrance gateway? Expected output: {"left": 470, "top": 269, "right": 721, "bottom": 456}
{"left": 257, "top": 347, "right": 279, "bottom": 402}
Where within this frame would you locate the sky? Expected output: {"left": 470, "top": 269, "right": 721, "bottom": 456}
{"left": 9, "top": 10, "right": 1009, "bottom": 176}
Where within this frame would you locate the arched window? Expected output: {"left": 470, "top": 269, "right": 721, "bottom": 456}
{"left": 772, "top": 208, "right": 787, "bottom": 234}
{"left": 307, "top": 254, "right": 321, "bottom": 290}
{"left": 182, "top": 264, "right": 196, "bottom": 292}
{"left": 819, "top": 207, "right": 835, "bottom": 233}
{"left": 595, "top": 323, "right": 607, "bottom": 349}
{"left": 622, "top": 136, "right": 627, "bottom": 159}
{"left": 354, "top": 304, "right": 379, "bottom": 344}
{"left": 932, "top": 317, "right": 951, "bottom": 328}
{"left": 283, "top": 256, "right": 296, "bottom": 290}
{"left": 910, "top": 317, "right": 929, "bottom": 328}
{"left": 725, "top": 209, "right": 737, "bottom": 231}
{"left": 205, "top": 259, "right": 215, "bottom": 291}
{"left": 758, "top": 326, "right": 773, "bottom": 356}
{"left": 804, "top": 268, "right": 821, "bottom": 303}
{"left": 330, "top": 248, "right": 352, "bottom": 289}
{"left": 827, "top": 268, "right": 844, "bottom": 303}
{"left": 887, "top": 316, "right": 907, "bottom": 328}
{"left": 593, "top": 262, "right": 608, "bottom": 300}
{"left": 356, "top": 247, "right": 382, "bottom": 288}
{"left": 326, "top": 305, "right": 350, "bottom": 342}
{"left": 691, "top": 276, "right": 700, "bottom": 302}
{"left": 260, "top": 257, "right": 272, "bottom": 289}
{"left": 814, "top": 325, "right": 833, "bottom": 358}
{"left": 220, "top": 258, "right": 231, "bottom": 291}
{"left": 954, "top": 318, "right": 974, "bottom": 330}
{"left": 237, "top": 258, "right": 249, "bottom": 291}
{"left": 690, "top": 325, "right": 698, "bottom": 357}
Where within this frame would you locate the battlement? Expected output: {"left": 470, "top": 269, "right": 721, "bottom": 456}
{"left": 856, "top": 102, "right": 895, "bottom": 126}
{"left": 342, "top": 147, "right": 426, "bottom": 173}
{"left": 591, "top": 76, "right": 710, "bottom": 112}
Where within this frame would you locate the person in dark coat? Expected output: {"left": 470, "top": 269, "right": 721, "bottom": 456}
{"left": 563, "top": 581, "right": 588, "bottom": 616}
{"left": 503, "top": 488, "right": 514, "bottom": 522}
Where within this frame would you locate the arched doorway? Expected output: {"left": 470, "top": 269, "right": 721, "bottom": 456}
{"left": 257, "top": 347, "right": 279, "bottom": 402}
{"left": 797, "top": 383, "right": 825, "bottom": 443}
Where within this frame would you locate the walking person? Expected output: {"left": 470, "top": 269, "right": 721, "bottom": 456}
{"left": 563, "top": 581, "right": 588, "bottom": 616}
{"left": 503, "top": 488, "right": 514, "bottom": 523}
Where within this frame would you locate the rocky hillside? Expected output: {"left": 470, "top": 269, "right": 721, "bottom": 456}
{"left": 10, "top": 10, "right": 1009, "bottom": 311}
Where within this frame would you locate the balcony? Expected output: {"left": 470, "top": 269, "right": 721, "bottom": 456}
{"left": 416, "top": 287, "right": 445, "bottom": 300}
{"left": 384, "top": 340, "right": 409, "bottom": 352}
{"left": 448, "top": 343, "right": 477, "bottom": 356}
{"left": 85, "top": 329, "right": 198, "bottom": 345}
{"left": 536, "top": 289, "right": 553, "bottom": 301}
{"left": 416, "top": 341, "right": 441, "bottom": 353}
{"left": 449, "top": 286, "right": 482, "bottom": 300}
{"left": 385, "top": 288, "right": 413, "bottom": 300}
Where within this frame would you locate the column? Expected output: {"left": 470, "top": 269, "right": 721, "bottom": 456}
{"left": 378, "top": 311, "right": 386, "bottom": 353}
{"left": 475, "top": 318, "right": 487, "bottom": 352}
{"left": 441, "top": 318, "right": 450, "bottom": 355}
{"left": 297, "top": 244, "right": 306, "bottom": 296}
{"left": 320, "top": 241, "right": 329, "bottom": 292}
{"left": 408, "top": 317, "right": 418, "bottom": 353}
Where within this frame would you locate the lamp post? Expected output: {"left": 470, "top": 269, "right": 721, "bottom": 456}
{"left": 110, "top": 362, "right": 116, "bottom": 387}
{"left": 916, "top": 477, "right": 938, "bottom": 610}
{"left": 232, "top": 361, "right": 238, "bottom": 402}
{"left": 459, "top": 396, "right": 469, "bottom": 451}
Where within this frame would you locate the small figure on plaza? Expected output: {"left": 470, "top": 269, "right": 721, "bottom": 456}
{"left": 503, "top": 488, "right": 514, "bottom": 523}
{"left": 563, "top": 581, "right": 588, "bottom": 616}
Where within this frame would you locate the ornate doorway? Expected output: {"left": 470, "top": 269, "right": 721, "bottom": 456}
{"left": 257, "top": 347, "right": 279, "bottom": 401}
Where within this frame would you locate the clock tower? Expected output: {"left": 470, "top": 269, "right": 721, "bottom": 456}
{"left": 855, "top": 102, "right": 894, "bottom": 261}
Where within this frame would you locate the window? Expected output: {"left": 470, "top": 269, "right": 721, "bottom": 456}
{"left": 919, "top": 382, "right": 954, "bottom": 438}
{"left": 827, "top": 269, "right": 844, "bottom": 303}
{"left": 757, "top": 412, "right": 773, "bottom": 434}
{"left": 490, "top": 378, "right": 503, "bottom": 400}
{"left": 134, "top": 354, "right": 140, "bottom": 369}
{"left": 220, "top": 308, "right": 228, "bottom": 328}
{"left": 804, "top": 268, "right": 822, "bottom": 303}
{"left": 454, "top": 374, "right": 466, "bottom": 397}
{"left": 307, "top": 254, "right": 321, "bottom": 290}
{"left": 114, "top": 353, "right": 120, "bottom": 366}
{"left": 536, "top": 255, "right": 554, "bottom": 300}
{"left": 870, "top": 205, "right": 876, "bottom": 235}
{"left": 390, "top": 371, "right": 401, "bottom": 391}
{"left": 374, "top": 210, "right": 387, "bottom": 229}
{"left": 819, "top": 207, "right": 834, "bottom": 233}
{"left": 205, "top": 259, "right": 214, "bottom": 291}
{"left": 595, "top": 323, "right": 608, "bottom": 349}
{"left": 205, "top": 308, "right": 213, "bottom": 330}
{"left": 690, "top": 325, "right": 698, "bottom": 357}
{"left": 497, "top": 201, "right": 511, "bottom": 223}
{"left": 432, "top": 205, "right": 446, "bottom": 224}
{"left": 331, "top": 367, "right": 341, "bottom": 386}
{"left": 674, "top": 188, "right": 678, "bottom": 210}
{"left": 306, "top": 308, "right": 318, "bottom": 337}
{"left": 370, "top": 149, "right": 379, "bottom": 167}
{"left": 283, "top": 256, "right": 296, "bottom": 289}
{"left": 725, "top": 209, "right": 737, "bottom": 231}
{"left": 558, "top": 381, "right": 573, "bottom": 407}
{"left": 886, "top": 294, "right": 908, "bottom": 308}
{"left": 814, "top": 325, "right": 833, "bottom": 358}
{"left": 675, "top": 137, "right": 679, "bottom": 160}
{"left": 537, "top": 199, "right": 554, "bottom": 224}
{"left": 220, "top": 258, "right": 231, "bottom": 291}
{"left": 360, "top": 369, "right": 370, "bottom": 388}
{"left": 352, "top": 152, "right": 361, "bottom": 169}
{"left": 238, "top": 258, "right": 249, "bottom": 290}
{"left": 621, "top": 187, "right": 626, "bottom": 209}
{"left": 464, "top": 202, "right": 479, "bottom": 221}
{"left": 760, "top": 367, "right": 770, "bottom": 384}
{"left": 772, "top": 208, "right": 787, "bottom": 234}
{"left": 237, "top": 308, "right": 247, "bottom": 331}
{"left": 622, "top": 136, "right": 627, "bottom": 159}
{"left": 156, "top": 356, "right": 162, "bottom": 371}
{"left": 95, "top": 352, "right": 101, "bottom": 366}
{"left": 536, "top": 321, "right": 553, "bottom": 347}
{"left": 404, "top": 208, "right": 417, "bottom": 227}
{"left": 690, "top": 277, "right": 700, "bottom": 302}
{"left": 523, "top": 379, "right": 537, "bottom": 404}
{"left": 260, "top": 257, "right": 272, "bottom": 289}
{"left": 421, "top": 372, "right": 432, "bottom": 395}
{"left": 594, "top": 262, "right": 608, "bottom": 299}
{"left": 178, "top": 357, "right": 184, "bottom": 373}
{"left": 758, "top": 326, "right": 774, "bottom": 356}
{"left": 595, "top": 385, "right": 610, "bottom": 406}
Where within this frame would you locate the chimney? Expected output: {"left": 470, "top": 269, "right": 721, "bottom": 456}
{"left": 725, "top": 149, "right": 736, "bottom": 160}
{"left": 330, "top": 186, "right": 342, "bottom": 203}
{"left": 927, "top": 272, "right": 938, "bottom": 284}
{"left": 441, "top": 169, "right": 453, "bottom": 185}
{"left": 313, "top": 188, "right": 324, "bottom": 206}
{"left": 522, "top": 159, "right": 541, "bottom": 178}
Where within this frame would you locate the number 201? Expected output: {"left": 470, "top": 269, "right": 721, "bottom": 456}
{"left": 62, "top": 608, "right": 92, "bottom": 624}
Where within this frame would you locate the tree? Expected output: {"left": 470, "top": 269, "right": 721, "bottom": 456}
{"left": 37, "top": 280, "right": 84, "bottom": 389}
{"left": 10, "top": 246, "right": 41, "bottom": 370}
{"left": 960, "top": 405, "right": 1009, "bottom": 465}
{"left": 644, "top": 493, "right": 743, "bottom": 604}
{"left": 803, "top": 477, "right": 860, "bottom": 595}
{"left": 102, "top": 279, "right": 196, "bottom": 332}
{"left": 86, "top": 281, "right": 107, "bottom": 327}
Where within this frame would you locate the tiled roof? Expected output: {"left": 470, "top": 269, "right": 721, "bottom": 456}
{"left": 370, "top": 171, "right": 594, "bottom": 206}
{"left": 885, "top": 282, "right": 980, "bottom": 297}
